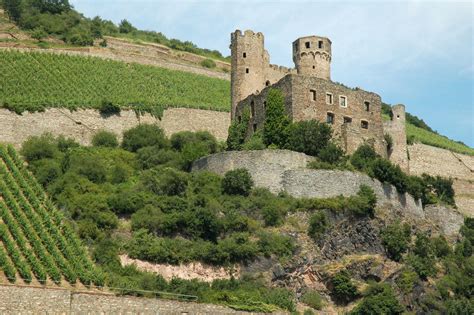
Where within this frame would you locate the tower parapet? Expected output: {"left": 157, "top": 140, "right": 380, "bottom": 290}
{"left": 292, "top": 36, "right": 331, "bottom": 80}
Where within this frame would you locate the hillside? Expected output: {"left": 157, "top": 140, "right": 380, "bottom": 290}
{"left": 0, "top": 144, "right": 103, "bottom": 286}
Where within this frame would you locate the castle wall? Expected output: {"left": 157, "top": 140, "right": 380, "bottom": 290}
{"left": 292, "top": 36, "right": 331, "bottom": 80}
{"left": 384, "top": 105, "right": 409, "bottom": 172}
{"left": 408, "top": 143, "right": 474, "bottom": 217}
{"left": 0, "top": 108, "right": 230, "bottom": 149}
{"left": 192, "top": 150, "right": 423, "bottom": 215}
{"left": 0, "top": 284, "right": 274, "bottom": 314}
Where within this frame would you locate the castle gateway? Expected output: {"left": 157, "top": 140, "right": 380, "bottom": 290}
{"left": 230, "top": 30, "right": 408, "bottom": 171}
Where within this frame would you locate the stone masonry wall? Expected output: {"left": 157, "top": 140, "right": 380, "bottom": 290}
{"left": 0, "top": 108, "right": 230, "bottom": 149}
{"left": 408, "top": 143, "right": 474, "bottom": 217}
{"left": 192, "top": 150, "right": 423, "bottom": 215}
{"left": 0, "top": 284, "right": 279, "bottom": 314}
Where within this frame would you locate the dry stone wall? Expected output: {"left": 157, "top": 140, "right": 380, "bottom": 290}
{"left": 193, "top": 150, "right": 423, "bottom": 215}
{"left": 0, "top": 284, "right": 278, "bottom": 314}
{"left": 408, "top": 143, "right": 474, "bottom": 217}
{"left": 0, "top": 108, "right": 230, "bottom": 149}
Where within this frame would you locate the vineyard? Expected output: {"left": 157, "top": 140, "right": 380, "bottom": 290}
{"left": 0, "top": 144, "right": 103, "bottom": 286}
{"left": 0, "top": 50, "right": 230, "bottom": 114}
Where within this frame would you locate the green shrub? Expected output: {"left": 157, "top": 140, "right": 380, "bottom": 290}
{"left": 136, "top": 147, "right": 182, "bottom": 169}
{"left": 432, "top": 235, "right": 452, "bottom": 257}
{"left": 318, "top": 142, "right": 344, "bottom": 164}
{"left": 30, "top": 158, "right": 62, "bottom": 186}
{"left": 370, "top": 158, "right": 408, "bottom": 193}
{"left": 380, "top": 221, "right": 411, "bottom": 261}
{"left": 31, "top": 27, "right": 47, "bottom": 41}
{"left": 141, "top": 167, "right": 189, "bottom": 196}
{"left": 242, "top": 132, "right": 266, "bottom": 150}
{"left": 227, "top": 108, "right": 250, "bottom": 150}
{"left": 222, "top": 168, "right": 254, "bottom": 196}
{"left": 263, "top": 88, "right": 291, "bottom": 148}
{"left": 308, "top": 211, "right": 329, "bottom": 242}
{"left": 301, "top": 290, "right": 324, "bottom": 310}
{"left": 92, "top": 130, "right": 119, "bottom": 148}
{"left": 262, "top": 205, "right": 284, "bottom": 227}
{"left": 396, "top": 268, "right": 419, "bottom": 294}
{"left": 331, "top": 270, "right": 358, "bottom": 304}
{"left": 286, "top": 120, "right": 332, "bottom": 157}
{"left": 257, "top": 232, "right": 295, "bottom": 259}
{"left": 350, "top": 283, "right": 404, "bottom": 315}
{"left": 350, "top": 144, "right": 378, "bottom": 171}
{"left": 384, "top": 133, "right": 393, "bottom": 153}
{"left": 349, "top": 185, "right": 377, "bottom": 217}
{"left": 122, "top": 124, "right": 169, "bottom": 152}
{"left": 200, "top": 58, "right": 216, "bottom": 68}
{"left": 21, "top": 133, "right": 60, "bottom": 162}
{"left": 407, "top": 233, "right": 437, "bottom": 280}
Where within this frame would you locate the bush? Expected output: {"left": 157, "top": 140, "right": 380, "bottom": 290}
{"left": 349, "top": 185, "right": 377, "bottom": 217}
{"left": 263, "top": 88, "right": 291, "bottom": 148}
{"left": 350, "top": 283, "right": 404, "bottom": 315}
{"left": 396, "top": 268, "right": 419, "bottom": 294}
{"left": 227, "top": 108, "right": 250, "bottom": 150}
{"left": 222, "top": 168, "right": 254, "bottom": 196}
{"left": 30, "top": 158, "right": 62, "bottom": 186}
{"left": 350, "top": 144, "right": 378, "bottom": 171}
{"left": 257, "top": 232, "right": 295, "bottom": 259}
{"left": 137, "top": 147, "right": 182, "bottom": 169}
{"left": 331, "top": 270, "right": 358, "bottom": 304}
{"left": 318, "top": 142, "right": 344, "bottom": 164}
{"left": 308, "top": 212, "right": 329, "bottom": 242}
{"left": 21, "top": 133, "right": 60, "bottom": 162}
{"left": 432, "top": 236, "right": 451, "bottom": 257}
{"left": 301, "top": 290, "right": 324, "bottom": 310}
{"left": 370, "top": 158, "right": 408, "bottom": 193}
{"left": 286, "top": 120, "right": 332, "bottom": 157}
{"left": 119, "top": 19, "right": 136, "bottom": 33}
{"left": 200, "top": 59, "right": 216, "bottom": 68}
{"left": 262, "top": 205, "right": 284, "bottom": 227}
{"left": 141, "top": 167, "right": 189, "bottom": 196}
{"left": 242, "top": 132, "right": 266, "bottom": 150}
{"left": 31, "top": 27, "right": 47, "bottom": 41}
{"left": 92, "top": 130, "right": 118, "bottom": 148}
{"left": 380, "top": 222, "right": 411, "bottom": 261}
{"left": 99, "top": 100, "right": 121, "bottom": 116}
{"left": 122, "top": 124, "right": 169, "bottom": 152}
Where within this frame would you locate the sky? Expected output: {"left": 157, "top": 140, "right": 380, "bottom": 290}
{"left": 70, "top": 0, "right": 473, "bottom": 147}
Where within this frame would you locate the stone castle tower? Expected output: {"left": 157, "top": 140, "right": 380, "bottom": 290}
{"left": 292, "top": 36, "right": 331, "bottom": 79}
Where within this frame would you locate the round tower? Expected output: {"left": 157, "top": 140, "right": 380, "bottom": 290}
{"left": 230, "top": 30, "right": 266, "bottom": 119}
{"left": 292, "top": 36, "right": 331, "bottom": 80}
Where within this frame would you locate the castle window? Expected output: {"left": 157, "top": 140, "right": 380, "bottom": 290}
{"left": 266, "top": 80, "right": 270, "bottom": 86}
{"left": 310, "top": 89, "right": 316, "bottom": 101}
{"left": 318, "top": 41, "right": 323, "bottom": 49}
{"left": 246, "top": 68, "right": 249, "bottom": 74}
{"left": 327, "top": 113, "right": 334, "bottom": 124}
{"left": 339, "top": 96, "right": 347, "bottom": 108}
{"left": 312, "top": 65, "right": 315, "bottom": 69}
{"left": 361, "top": 120, "right": 369, "bottom": 129}
{"left": 305, "top": 41, "right": 310, "bottom": 48}
{"left": 343, "top": 116, "right": 352, "bottom": 124}
{"left": 253, "top": 123, "right": 257, "bottom": 132}
{"left": 243, "top": 52, "right": 247, "bottom": 58}
{"left": 250, "top": 101, "right": 255, "bottom": 118}
{"left": 364, "top": 101, "right": 370, "bottom": 111}
{"left": 326, "top": 93, "right": 333, "bottom": 105}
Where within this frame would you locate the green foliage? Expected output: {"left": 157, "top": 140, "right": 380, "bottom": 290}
{"left": 432, "top": 235, "right": 452, "bottom": 258}
{"left": 227, "top": 108, "right": 250, "bottom": 150}
{"left": 141, "top": 167, "right": 189, "bottom": 196}
{"left": 286, "top": 120, "right": 332, "bottom": 157}
{"left": 99, "top": 100, "right": 121, "bottom": 116}
{"left": 318, "top": 142, "right": 344, "bottom": 164}
{"left": 350, "top": 144, "right": 378, "bottom": 171}
{"left": 350, "top": 283, "right": 404, "bottom": 315}
{"left": 301, "top": 290, "right": 324, "bottom": 310}
{"left": 20, "top": 133, "right": 60, "bottom": 162}
{"left": 92, "top": 130, "right": 119, "bottom": 148}
{"left": 200, "top": 58, "right": 216, "bottom": 68}
{"left": 349, "top": 185, "right": 377, "bottom": 217}
{"left": 31, "top": 27, "right": 47, "bottom": 41}
{"left": 0, "top": 51, "right": 230, "bottom": 113}
{"left": 119, "top": 19, "right": 136, "bottom": 33}
{"left": 406, "top": 232, "right": 437, "bottom": 280}
{"left": 242, "top": 132, "right": 266, "bottom": 150}
{"left": 30, "top": 158, "right": 62, "bottom": 186}
{"left": 396, "top": 268, "right": 419, "bottom": 294}
{"left": 380, "top": 221, "right": 411, "bottom": 261}
{"left": 263, "top": 89, "right": 291, "bottom": 148}
{"left": 221, "top": 168, "right": 254, "bottom": 196}
{"left": 122, "top": 124, "right": 169, "bottom": 152}
{"left": 331, "top": 270, "right": 358, "bottom": 304}
{"left": 370, "top": 158, "right": 407, "bottom": 193}
{"left": 3, "top": 0, "right": 22, "bottom": 22}
{"left": 308, "top": 211, "right": 328, "bottom": 242}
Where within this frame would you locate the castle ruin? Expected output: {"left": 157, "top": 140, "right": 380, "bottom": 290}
{"left": 230, "top": 30, "right": 409, "bottom": 171}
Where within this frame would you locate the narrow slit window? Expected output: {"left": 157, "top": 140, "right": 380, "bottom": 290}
{"left": 343, "top": 116, "right": 352, "bottom": 124}
{"left": 364, "top": 101, "right": 370, "bottom": 112}
{"left": 310, "top": 89, "right": 316, "bottom": 101}
{"left": 245, "top": 68, "right": 249, "bottom": 74}
{"left": 243, "top": 52, "right": 247, "bottom": 58}
{"left": 326, "top": 93, "right": 333, "bottom": 105}
{"left": 327, "top": 113, "right": 334, "bottom": 124}
{"left": 250, "top": 101, "right": 255, "bottom": 118}
{"left": 361, "top": 120, "right": 369, "bottom": 129}
{"left": 305, "top": 41, "right": 310, "bottom": 48}
{"left": 339, "top": 96, "right": 347, "bottom": 107}
{"left": 318, "top": 41, "right": 323, "bottom": 49}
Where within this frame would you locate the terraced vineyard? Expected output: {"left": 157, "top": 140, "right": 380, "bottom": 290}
{"left": 0, "top": 144, "right": 103, "bottom": 286}
{"left": 0, "top": 50, "right": 230, "bottom": 114}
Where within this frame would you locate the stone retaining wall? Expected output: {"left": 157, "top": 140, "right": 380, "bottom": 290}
{"left": 0, "top": 284, "right": 279, "bottom": 314}
{"left": 0, "top": 108, "right": 230, "bottom": 149}
{"left": 193, "top": 150, "right": 423, "bottom": 215}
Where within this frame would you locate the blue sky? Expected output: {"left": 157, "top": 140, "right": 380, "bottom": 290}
{"left": 71, "top": 0, "right": 473, "bottom": 147}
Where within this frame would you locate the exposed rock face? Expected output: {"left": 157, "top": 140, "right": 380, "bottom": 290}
{"left": 423, "top": 204, "right": 464, "bottom": 239}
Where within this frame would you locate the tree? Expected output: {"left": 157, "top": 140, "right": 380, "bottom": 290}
{"left": 286, "top": 120, "right": 332, "bottom": 156}
{"left": 350, "top": 144, "right": 378, "bottom": 171}
{"left": 4, "top": 0, "right": 23, "bottom": 22}
{"left": 32, "top": 0, "right": 71, "bottom": 14}
{"left": 308, "top": 211, "right": 329, "bottom": 242}
{"left": 92, "top": 130, "right": 118, "bottom": 148}
{"left": 380, "top": 222, "right": 411, "bottom": 261}
{"left": 122, "top": 124, "right": 169, "bottom": 152}
{"left": 227, "top": 108, "right": 250, "bottom": 150}
{"left": 350, "top": 283, "right": 404, "bottom": 315}
{"left": 119, "top": 19, "right": 136, "bottom": 33}
{"left": 263, "top": 88, "right": 290, "bottom": 147}
{"left": 331, "top": 270, "right": 358, "bottom": 304}
{"left": 221, "top": 168, "right": 254, "bottom": 196}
